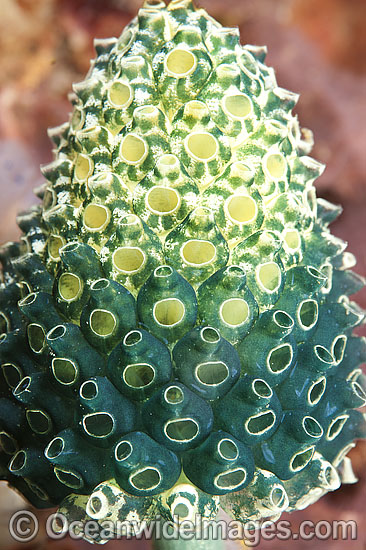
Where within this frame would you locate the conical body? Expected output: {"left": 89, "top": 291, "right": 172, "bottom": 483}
{"left": 0, "top": 0, "right": 365, "bottom": 537}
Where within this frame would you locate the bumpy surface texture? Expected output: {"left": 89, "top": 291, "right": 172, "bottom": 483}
{"left": 0, "top": 0, "right": 365, "bottom": 537}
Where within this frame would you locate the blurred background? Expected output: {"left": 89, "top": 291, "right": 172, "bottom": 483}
{"left": 0, "top": 0, "right": 365, "bottom": 548}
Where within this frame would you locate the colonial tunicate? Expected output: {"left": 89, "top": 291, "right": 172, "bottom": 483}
{"left": 0, "top": 0, "right": 365, "bottom": 546}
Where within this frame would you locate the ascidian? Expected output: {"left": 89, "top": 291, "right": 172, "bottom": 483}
{"left": 0, "top": 0, "right": 365, "bottom": 547}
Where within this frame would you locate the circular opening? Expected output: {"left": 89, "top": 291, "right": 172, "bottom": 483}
{"left": 231, "top": 161, "right": 253, "bottom": 178}
{"left": 0, "top": 432, "right": 18, "bottom": 455}
{"left": 246, "top": 411, "right": 276, "bottom": 435}
{"left": 86, "top": 492, "right": 111, "bottom": 521}
{"left": 52, "top": 358, "right": 78, "bottom": 385}
{"left": 91, "top": 279, "right": 110, "bottom": 291}
{"left": 308, "top": 265, "right": 327, "bottom": 280}
{"left": 54, "top": 467, "right": 83, "bottom": 489}
{"left": 215, "top": 468, "right": 246, "bottom": 490}
{"left": 46, "top": 437, "right": 65, "bottom": 459}
{"left": 196, "top": 361, "right": 229, "bottom": 386}
{"left": 226, "top": 265, "right": 245, "bottom": 277}
{"left": 315, "top": 345, "right": 334, "bottom": 364}
{"left": 153, "top": 299, "right": 185, "bottom": 327}
{"left": 332, "top": 336, "right": 347, "bottom": 364}
{"left": 223, "top": 94, "right": 252, "bottom": 119}
{"left": 323, "top": 465, "right": 338, "bottom": 488}
{"left": 218, "top": 439, "right": 239, "bottom": 461}
{"left": 164, "top": 385, "right": 184, "bottom": 404}
{"left": 181, "top": 240, "right": 216, "bottom": 266}
{"left": 48, "top": 235, "right": 65, "bottom": 260}
{"left": 201, "top": 327, "right": 220, "bottom": 343}
{"left": 145, "top": 0, "right": 165, "bottom": 7}
{"left": 13, "top": 376, "right": 31, "bottom": 396}
{"left": 47, "top": 324, "right": 66, "bottom": 341}
{"left": 352, "top": 381, "right": 366, "bottom": 403}
{"left": 217, "top": 64, "right": 238, "bottom": 78}
{"left": 320, "top": 265, "right": 332, "bottom": 293}
{"left": 75, "top": 154, "right": 93, "bottom": 181}
{"left": 185, "top": 133, "right": 218, "bottom": 161}
{"left": 130, "top": 468, "right": 161, "bottom": 491}
{"left": 113, "top": 247, "right": 145, "bottom": 273}
{"left": 122, "top": 55, "right": 146, "bottom": 71}
{"left": 298, "top": 300, "right": 318, "bottom": 329}
{"left": 274, "top": 311, "right": 294, "bottom": 329}
{"left": 347, "top": 368, "right": 362, "bottom": 383}
{"left": 60, "top": 241, "right": 80, "bottom": 254}
{"left": 43, "top": 188, "right": 55, "bottom": 210}
{"left": 165, "top": 419, "right": 199, "bottom": 442}
{"left": 308, "top": 378, "right": 326, "bottom": 405}
{"left": 135, "top": 105, "right": 158, "bottom": 117}
{"left": 25, "top": 480, "right": 49, "bottom": 501}
{"left": 89, "top": 496, "right": 102, "bottom": 515}
{"left": 25, "top": 410, "right": 52, "bottom": 434}
{"left": 80, "top": 126, "right": 100, "bottom": 137}
{"left": 108, "top": 81, "right": 132, "bottom": 107}
{"left": 89, "top": 172, "right": 114, "bottom": 189}
{"left": 238, "top": 50, "right": 258, "bottom": 76}
{"left": 306, "top": 188, "right": 317, "bottom": 217}
{"left": 123, "top": 363, "right": 155, "bottom": 388}
{"left": 58, "top": 273, "right": 82, "bottom": 302}
{"left": 120, "top": 134, "right": 147, "bottom": 165}
{"left": 326, "top": 415, "right": 349, "bottom": 441}
{"left": 303, "top": 416, "right": 323, "bottom": 438}
{"left": 26, "top": 410, "right": 51, "bottom": 434}
{"left": 71, "top": 107, "right": 84, "bottom": 131}
{"left": 290, "top": 447, "right": 314, "bottom": 472}
{"left": 18, "top": 293, "right": 36, "bottom": 306}
{"left": 166, "top": 48, "right": 196, "bottom": 77}
{"left": 253, "top": 379, "right": 272, "bottom": 398}
{"left": 264, "top": 153, "right": 287, "bottom": 180}
{"left": 146, "top": 187, "right": 180, "bottom": 215}
{"left": 18, "top": 281, "right": 32, "bottom": 298}
{"left": 158, "top": 154, "right": 179, "bottom": 168}
{"left": 90, "top": 309, "right": 117, "bottom": 337}
{"left": 184, "top": 100, "right": 208, "bottom": 117}
{"left": 283, "top": 229, "right": 301, "bottom": 251}
{"left": 256, "top": 262, "right": 281, "bottom": 293}
{"left": 83, "top": 413, "right": 115, "bottom": 438}
{"left": 10, "top": 450, "right": 26, "bottom": 472}
{"left": 226, "top": 195, "right": 257, "bottom": 224}
{"left": 83, "top": 204, "right": 110, "bottom": 231}
{"left": 155, "top": 265, "right": 173, "bottom": 278}
{"left": 80, "top": 380, "right": 98, "bottom": 400}
{"left": 27, "top": 324, "right": 46, "bottom": 354}
{"left": 117, "top": 29, "right": 134, "bottom": 51}
{"left": 267, "top": 344, "right": 293, "bottom": 373}
{"left": 115, "top": 440, "right": 133, "bottom": 462}
{"left": 2, "top": 363, "right": 23, "bottom": 389}
{"left": 220, "top": 298, "right": 249, "bottom": 327}
{"left": 120, "top": 214, "right": 139, "bottom": 227}
{"left": 124, "top": 330, "right": 143, "bottom": 346}
{"left": 172, "top": 502, "right": 190, "bottom": 519}
{"left": 271, "top": 486, "right": 286, "bottom": 509}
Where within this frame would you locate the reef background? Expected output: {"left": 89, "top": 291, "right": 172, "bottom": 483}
{"left": 0, "top": 0, "right": 365, "bottom": 548}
